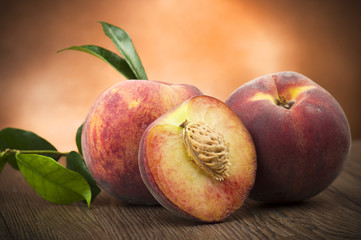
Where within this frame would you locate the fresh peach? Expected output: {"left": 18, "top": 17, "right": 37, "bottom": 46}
{"left": 226, "top": 71, "right": 351, "bottom": 203}
{"left": 139, "top": 95, "right": 256, "bottom": 222}
{"left": 81, "top": 80, "right": 202, "bottom": 205}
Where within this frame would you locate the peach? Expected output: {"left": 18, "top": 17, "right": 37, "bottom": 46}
{"left": 81, "top": 80, "right": 202, "bottom": 205}
{"left": 139, "top": 95, "right": 256, "bottom": 222}
{"left": 226, "top": 71, "right": 351, "bottom": 203}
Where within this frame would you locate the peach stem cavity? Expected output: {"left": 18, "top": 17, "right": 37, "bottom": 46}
{"left": 275, "top": 96, "right": 295, "bottom": 109}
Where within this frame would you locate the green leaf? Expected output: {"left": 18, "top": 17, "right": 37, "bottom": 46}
{"left": 16, "top": 153, "right": 91, "bottom": 207}
{"left": 57, "top": 45, "right": 137, "bottom": 80}
{"left": 76, "top": 124, "right": 83, "bottom": 156}
{"left": 0, "top": 128, "right": 60, "bottom": 170}
{"left": 0, "top": 152, "right": 6, "bottom": 173}
{"left": 100, "top": 21, "right": 148, "bottom": 80}
{"left": 66, "top": 151, "right": 101, "bottom": 201}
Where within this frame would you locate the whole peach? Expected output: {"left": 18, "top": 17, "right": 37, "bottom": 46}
{"left": 226, "top": 71, "right": 351, "bottom": 203}
{"left": 82, "top": 80, "right": 202, "bottom": 205}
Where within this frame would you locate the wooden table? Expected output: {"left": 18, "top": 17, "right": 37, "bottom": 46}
{"left": 1, "top": 141, "right": 360, "bottom": 240}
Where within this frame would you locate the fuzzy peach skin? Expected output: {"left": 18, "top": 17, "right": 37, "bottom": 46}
{"left": 139, "top": 95, "right": 256, "bottom": 222}
{"left": 226, "top": 71, "right": 351, "bottom": 203}
{"left": 81, "top": 80, "right": 202, "bottom": 205}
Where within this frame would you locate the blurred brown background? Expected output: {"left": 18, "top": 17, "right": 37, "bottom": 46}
{"left": 0, "top": 0, "right": 360, "bottom": 151}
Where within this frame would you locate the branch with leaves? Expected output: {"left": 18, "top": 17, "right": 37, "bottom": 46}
{"left": 0, "top": 22, "right": 147, "bottom": 207}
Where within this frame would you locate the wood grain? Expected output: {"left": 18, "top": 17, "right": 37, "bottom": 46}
{"left": 1, "top": 141, "right": 360, "bottom": 240}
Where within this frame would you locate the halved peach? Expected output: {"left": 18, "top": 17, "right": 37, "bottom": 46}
{"left": 138, "top": 95, "right": 256, "bottom": 222}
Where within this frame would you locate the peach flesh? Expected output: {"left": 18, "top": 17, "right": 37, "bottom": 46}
{"left": 139, "top": 95, "right": 256, "bottom": 222}
{"left": 81, "top": 80, "right": 202, "bottom": 205}
{"left": 226, "top": 71, "right": 351, "bottom": 203}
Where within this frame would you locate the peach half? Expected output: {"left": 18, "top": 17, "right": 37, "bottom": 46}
{"left": 138, "top": 95, "right": 257, "bottom": 222}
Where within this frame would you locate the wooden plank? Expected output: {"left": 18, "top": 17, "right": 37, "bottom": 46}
{"left": 0, "top": 209, "right": 13, "bottom": 239}
{"left": 0, "top": 141, "right": 360, "bottom": 240}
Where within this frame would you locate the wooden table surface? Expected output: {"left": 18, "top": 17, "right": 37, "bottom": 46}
{"left": 1, "top": 141, "right": 360, "bottom": 240}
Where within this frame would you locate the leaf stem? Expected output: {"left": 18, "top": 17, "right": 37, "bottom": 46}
{"left": 3, "top": 148, "right": 69, "bottom": 157}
